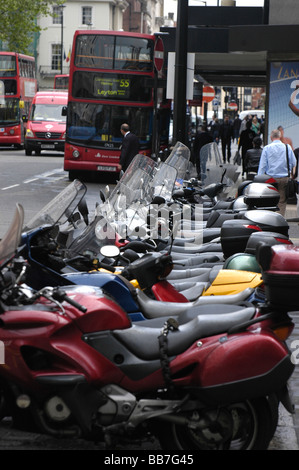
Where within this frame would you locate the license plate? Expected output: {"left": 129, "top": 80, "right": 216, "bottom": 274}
{"left": 41, "top": 144, "right": 55, "bottom": 149}
{"left": 97, "top": 165, "right": 117, "bottom": 172}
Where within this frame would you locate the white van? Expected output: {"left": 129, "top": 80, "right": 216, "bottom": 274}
{"left": 239, "top": 110, "right": 265, "bottom": 120}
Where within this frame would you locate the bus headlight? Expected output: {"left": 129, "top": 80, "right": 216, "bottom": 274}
{"left": 72, "top": 149, "right": 80, "bottom": 158}
{"left": 9, "top": 129, "right": 15, "bottom": 135}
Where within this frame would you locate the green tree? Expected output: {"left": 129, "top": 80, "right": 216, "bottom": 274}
{"left": 0, "top": 0, "right": 64, "bottom": 54}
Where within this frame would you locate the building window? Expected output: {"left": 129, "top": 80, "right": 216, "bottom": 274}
{"left": 51, "top": 44, "right": 62, "bottom": 70}
{"left": 82, "top": 6, "right": 92, "bottom": 25}
{"left": 53, "top": 6, "right": 63, "bottom": 24}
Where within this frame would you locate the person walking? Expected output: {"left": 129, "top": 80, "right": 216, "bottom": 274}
{"left": 243, "top": 136, "right": 263, "bottom": 178}
{"left": 209, "top": 115, "right": 220, "bottom": 144}
{"left": 219, "top": 115, "right": 234, "bottom": 163}
{"left": 192, "top": 124, "right": 213, "bottom": 179}
{"left": 233, "top": 114, "right": 242, "bottom": 143}
{"left": 258, "top": 129, "right": 297, "bottom": 216}
{"left": 119, "top": 123, "right": 140, "bottom": 172}
{"left": 238, "top": 120, "right": 255, "bottom": 176}
{"left": 251, "top": 115, "right": 261, "bottom": 135}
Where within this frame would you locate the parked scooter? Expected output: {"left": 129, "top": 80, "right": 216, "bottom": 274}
{"left": 0, "top": 204, "right": 295, "bottom": 450}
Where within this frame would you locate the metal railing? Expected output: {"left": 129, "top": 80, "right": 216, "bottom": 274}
{"left": 39, "top": 65, "right": 70, "bottom": 77}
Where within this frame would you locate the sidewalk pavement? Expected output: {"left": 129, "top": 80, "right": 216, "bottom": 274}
{"left": 230, "top": 149, "right": 299, "bottom": 450}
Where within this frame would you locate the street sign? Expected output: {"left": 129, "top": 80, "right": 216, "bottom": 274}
{"left": 202, "top": 85, "right": 215, "bottom": 103}
{"left": 154, "top": 37, "right": 164, "bottom": 72}
{"left": 228, "top": 101, "right": 238, "bottom": 111}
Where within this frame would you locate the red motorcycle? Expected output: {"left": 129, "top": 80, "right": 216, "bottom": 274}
{"left": 0, "top": 204, "right": 295, "bottom": 450}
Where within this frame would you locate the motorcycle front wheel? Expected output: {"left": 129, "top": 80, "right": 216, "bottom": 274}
{"left": 156, "top": 397, "right": 273, "bottom": 450}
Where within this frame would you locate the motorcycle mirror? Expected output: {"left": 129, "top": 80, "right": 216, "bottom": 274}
{"left": 78, "top": 198, "right": 89, "bottom": 225}
{"left": 151, "top": 195, "right": 166, "bottom": 205}
{"left": 120, "top": 249, "right": 140, "bottom": 262}
{"left": 100, "top": 245, "right": 120, "bottom": 258}
{"left": 99, "top": 190, "right": 106, "bottom": 203}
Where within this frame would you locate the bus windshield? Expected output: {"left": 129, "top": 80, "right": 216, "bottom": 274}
{"left": 75, "top": 34, "right": 153, "bottom": 71}
{"left": 0, "top": 98, "right": 20, "bottom": 124}
{"left": 54, "top": 75, "right": 69, "bottom": 89}
{"left": 67, "top": 102, "right": 152, "bottom": 147}
{"left": 31, "top": 104, "right": 67, "bottom": 122}
{"left": 0, "top": 56, "right": 16, "bottom": 76}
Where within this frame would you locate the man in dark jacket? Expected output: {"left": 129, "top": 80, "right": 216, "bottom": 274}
{"left": 244, "top": 136, "right": 263, "bottom": 177}
{"left": 193, "top": 125, "right": 213, "bottom": 179}
{"left": 219, "top": 115, "right": 234, "bottom": 163}
{"left": 119, "top": 123, "right": 140, "bottom": 172}
{"left": 238, "top": 121, "right": 255, "bottom": 176}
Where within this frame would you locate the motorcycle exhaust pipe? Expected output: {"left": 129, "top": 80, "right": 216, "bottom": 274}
{"left": 15, "top": 393, "right": 82, "bottom": 438}
{"left": 158, "top": 413, "right": 206, "bottom": 430}
{"left": 16, "top": 394, "right": 31, "bottom": 409}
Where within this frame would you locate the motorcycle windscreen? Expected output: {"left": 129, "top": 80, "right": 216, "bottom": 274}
{"left": 164, "top": 141, "right": 191, "bottom": 184}
{"left": 23, "top": 179, "right": 86, "bottom": 231}
{"left": 200, "top": 142, "right": 237, "bottom": 194}
{"left": 0, "top": 203, "right": 24, "bottom": 266}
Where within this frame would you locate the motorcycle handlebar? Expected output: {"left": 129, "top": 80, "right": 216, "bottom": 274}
{"left": 52, "top": 288, "right": 87, "bottom": 313}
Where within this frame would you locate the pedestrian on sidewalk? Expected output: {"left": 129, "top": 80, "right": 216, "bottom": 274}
{"left": 244, "top": 136, "right": 262, "bottom": 178}
{"left": 193, "top": 124, "right": 213, "bottom": 179}
{"left": 233, "top": 114, "right": 242, "bottom": 143}
{"left": 219, "top": 115, "right": 234, "bottom": 163}
{"left": 119, "top": 123, "right": 140, "bottom": 172}
{"left": 238, "top": 121, "right": 255, "bottom": 176}
{"left": 258, "top": 128, "right": 297, "bottom": 216}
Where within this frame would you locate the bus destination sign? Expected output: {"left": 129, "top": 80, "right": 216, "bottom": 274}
{"left": 94, "top": 77, "right": 130, "bottom": 99}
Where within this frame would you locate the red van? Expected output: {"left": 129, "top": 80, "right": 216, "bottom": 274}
{"left": 24, "top": 91, "right": 68, "bottom": 156}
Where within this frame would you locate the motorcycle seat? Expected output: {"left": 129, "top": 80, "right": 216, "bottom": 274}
{"left": 113, "top": 306, "right": 256, "bottom": 361}
{"left": 140, "top": 302, "right": 254, "bottom": 326}
{"left": 169, "top": 251, "right": 224, "bottom": 263}
{"left": 136, "top": 287, "right": 254, "bottom": 318}
{"left": 169, "top": 241, "right": 222, "bottom": 254}
{"left": 172, "top": 235, "right": 204, "bottom": 246}
{"left": 166, "top": 267, "right": 213, "bottom": 281}
{"left": 167, "top": 281, "right": 208, "bottom": 300}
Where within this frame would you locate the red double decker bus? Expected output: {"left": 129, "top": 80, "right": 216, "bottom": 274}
{"left": 64, "top": 30, "right": 170, "bottom": 180}
{"left": 0, "top": 52, "right": 37, "bottom": 148}
{"left": 54, "top": 74, "right": 69, "bottom": 90}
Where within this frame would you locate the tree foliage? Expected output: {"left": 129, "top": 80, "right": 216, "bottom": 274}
{"left": 0, "top": 0, "right": 65, "bottom": 54}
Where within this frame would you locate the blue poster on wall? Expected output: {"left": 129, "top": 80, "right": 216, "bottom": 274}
{"left": 269, "top": 62, "right": 299, "bottom": 149}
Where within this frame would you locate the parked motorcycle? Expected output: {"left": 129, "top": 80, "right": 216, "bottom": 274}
{"left": 0, "top": 204, "right": 295, "bottom": 450}
{"left": 18, "top": 155, "right": 290, "bottom": 313}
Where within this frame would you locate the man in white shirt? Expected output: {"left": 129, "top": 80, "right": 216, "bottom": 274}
{"left": 258, "top": 129, "right": 297, "bottom": 216}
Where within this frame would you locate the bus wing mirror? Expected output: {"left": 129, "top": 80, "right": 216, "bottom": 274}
{"left": 62, "top": 106, "right": 67, "bottom": 116}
